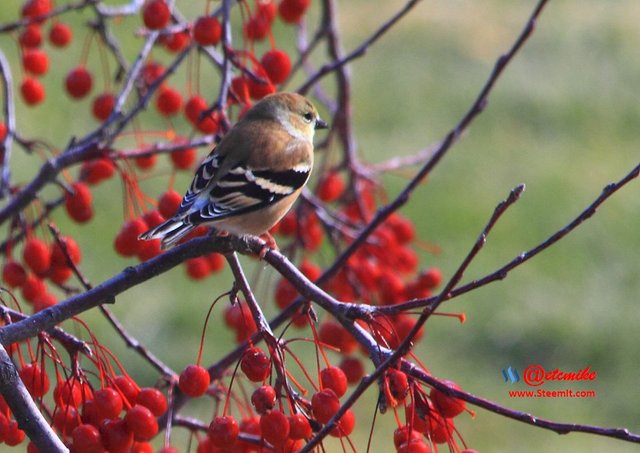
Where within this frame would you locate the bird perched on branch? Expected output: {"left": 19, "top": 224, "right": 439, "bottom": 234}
{"left": 140, "top": 92, "right": 328, "bottom": 249}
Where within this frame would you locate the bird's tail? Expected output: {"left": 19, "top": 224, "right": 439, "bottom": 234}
{"left": 139, "top": 218, "right": 196, "bottom": 249}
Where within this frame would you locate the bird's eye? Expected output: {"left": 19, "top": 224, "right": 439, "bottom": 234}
{"left": 303, "top": 112, "right": 314, "bottom": 123}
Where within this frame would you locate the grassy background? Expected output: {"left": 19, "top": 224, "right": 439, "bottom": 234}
{"left": 1, "top": 0, "right": 640, "bottom": 451}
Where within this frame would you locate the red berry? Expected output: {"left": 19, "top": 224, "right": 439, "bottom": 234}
{"left": 54, "top": 379, "right": 84, "bottom": 408}
{"left": 397, "top": 439, "right": 432, "bottom": 453}
{"left": 339, "top": 357, "right": 364, "bottom": 385}
{"left": 223, "top": 303, "right": 257, "bottom": 342}
{"left": 277, "top": 211, "right": 297, "bottom": 236}
{"left": 65, "top": 181, "right": 93, "bottom": 223}
{"left": 3, "top": 260, "right": 27, "bottom": 288}
{"left": 251, "top": 385, "right": 276, "bottom": 414}
{"left": 170, "top": 146, "right": 197, "bottom": 170}
{"left": 65, "top": 66, "right": 93, "bottom": 99}
{"left": 158, "top": 190, "right": 182, "bottom": 218}
{"left": 19, "top": 363, "right": 50, "bottom": 397}
{"left": 244, "top": 15, "right": 270, "bottom": 41}
{"left": 430, "top": 380, "right": 466, "bottom": 418}
{"left": 237, "top": 417, "right": 260, "bottom": 450}
{"left": 426, "top": 412, "right": 454, "bottom": 444}
{"left": 81, "top": 157, "right": 116, "bottom": 184}
{"left": 387, "top": 369, "right": 409, "bottom": 401}
{"left": 92, "top": 92, "right": 116, "bottom": 121}
{"left": 19, "top": 25, "right": 42, "bottom": 48}
{"left": 317, "top": 171, "right": 344, "bottom": 202}
{"left": 142, "top": 0, "right": 170, "bottom": 30}
{"left": 161, "top": 30, "right": 190, "bottom": 52}
{"left": 184, "top": 96, "right": 218, "bottom": 133}
{"left": 23, "top": 237, "right": 51, "bottom": 274}
{"left": 320, "top": 366, "right": 348, "bottom": 397}
{"left": 0, "top": 412, "right": 8, "bottom": 443}
{"left": 49, "top": 22, "right": 72, "bottom": 47}
{"left": 377, "top": 270, "right": 405, "bottom": 305}
{"left": 388, "top": 214, "right": 415, "bottom": 244}
{"left": 22, "top": 49, "right": 48, "bottom": 76}
{"left": 136, "top": 387, "right": 168, "bottom": 416}
{"left": 393, "top": 246, "right": 418, "bottom": 274}
{"left": 48, "top": 267, "right": 71, "bottom": 286}
{"left": 52, "top": 404, "right": 80, "bottom": 435}
{"left": 21, "top": 0, "right": 52, "bottom": 21}
{"left": 101, "top": 418, "right": 134, "bottom": 453}
{"left": 247, "top": 66, "right": 275, "bottom": 100}
{"left": 257, "top": 1, "right": 277, "bottom": 23}
{"left": 178, "top": 364, "right": 210, "bottom": 397}
{"left": 114, "top": 218, "right": 148, "bottom": 257}
{"left": 261, "top": 49, "right": 291, "bottom": 84}
{"left": 311, "top": 388, "right": 340, "bottom": 424}
{"left": 50, "top": 235, "right": 81, "bottom": 267}
{"left": 318, "top": 320, "right": 357, "bottom": 354}
{"left": 113, "top": 375, "right": 140, "bottom": 405}
{"left": 185, "top": 257, "right": 210, "bottom": 280}
{"left": 193, "top": 16, "right": 221, "bottom": 46}
{"left": 240, "top": 347, "right": 271, "bottom": 382}
{"left": 21, "top": 274, "right": 47, "bottom": 303}
{"left": 94, "top": 387, "right": 123, "bottom": 420}
{"left": 33, "top": 291, "right": 57, "bottom": 312}
{"left": 419, "top": 267, "right": 442, "bottom": 289}
{"left": 134, "top": 153, "right": 157, "bottom": 170}
{"left": 206, "top": 252, "right": 225, "bottom": 272}
{"left": 21, "top": 77, "right": 45, "bottom": 105}
{"left": 224, "top": 304, "right": 247, "bottom": 330}
{"left": 274, "top": 277, "right": 297, "bottom": 309}
{"left": 0, "top": 122, "right": 6, "bottom": 141}
{"left": 184, "top": 95, "right": 207, "bottom": 123}
{"left": 125, "top": 404, "right": 158, "bottom": 441}
{"left": 300, "top": 260, "right": 321, "bottom": 281}
{"left": 330, "top": 408, "right": 355, "bottom": 437}
{"left": 4, "top": 420, "right": 25, "bottom": 446}
{"left": 155, "top": 86, "right": 182, "bottom": 116}
{"left": 71, "top": 424, "right": 104, "bottom": 453}
{"left": 278, "top": 0, "right": 310, "bottom": 23}
{"left": 260, "top": 410, "right": 289, "bottom": 446}
{"left": 137, "top": 238, "right": 162, "bottom": 261}
{"left": 230, "top": 76, "right": 250, "bottom": 104}
{"left": 288, "top": 413, "right": 311, "bottom": 440}
{"left": 394, "top": 314, "right": 424, "bottom": 343}
{"left": 405, "top": 402, "right": 428, "bottom": 434}
{"left": 47, "top": 265, "right": 72, "bottom": 285}
{"left": 141, "top": 60, "right": 164, "bottom": 87}
{"left": 208, "top": 415, "right": 239, "bottom": 448}
{"left": 142, "top": 210, "right": 165, "bottom": 228}
{"left": 394, "top": 425, "right": 423, "bottom": 449}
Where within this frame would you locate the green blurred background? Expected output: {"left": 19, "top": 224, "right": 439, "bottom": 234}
{"left": 1, "top": 1, "right": 640, "bottom": 451}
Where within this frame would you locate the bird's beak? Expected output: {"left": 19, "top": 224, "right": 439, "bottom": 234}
{"left": 315, "top": 118, "right": 329, "bottom": 130}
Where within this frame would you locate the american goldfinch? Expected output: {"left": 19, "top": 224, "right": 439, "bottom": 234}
{"left": 140, "top": 92, "right": 328, "bottom": 249}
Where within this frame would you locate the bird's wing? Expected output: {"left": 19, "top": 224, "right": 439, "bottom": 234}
{"left": 176, "top": 121, "right": 313, "bottom": 225}
{"left": 185, "top": 156, "right": 312, "bottom": 224}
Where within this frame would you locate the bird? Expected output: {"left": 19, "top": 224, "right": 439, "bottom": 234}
{"left": 139, "top": 92, "right": 328, "bottom": 250}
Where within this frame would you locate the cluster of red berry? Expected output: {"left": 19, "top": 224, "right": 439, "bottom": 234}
{"left": 2, "top": 234, "right": 80, "bottom": 313}
{"left": 1, "top": 364, "right": 171, "bottom": 452}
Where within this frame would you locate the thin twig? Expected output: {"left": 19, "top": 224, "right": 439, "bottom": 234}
{"left": 0, "top": 50, "right": 15, "bottom": 198}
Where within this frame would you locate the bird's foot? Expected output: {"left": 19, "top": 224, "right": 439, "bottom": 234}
{"left": 257, "top": 232, "right": 278, "bottom": 259}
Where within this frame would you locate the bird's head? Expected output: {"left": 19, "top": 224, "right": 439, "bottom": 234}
{"left": 245, "top": 92, "right": 328, "bottom": 141}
